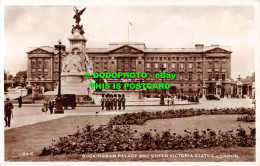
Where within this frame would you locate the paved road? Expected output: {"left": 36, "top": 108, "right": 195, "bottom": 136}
{"left": 5, "top": 98, "right": 254, "bottom": 130}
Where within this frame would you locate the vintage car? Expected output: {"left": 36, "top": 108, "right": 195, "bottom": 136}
{"left": 206, "top": 94, "right": 220, "bottom": 100}
{"left": 62, "top": 94, "right": 77, "bottom": 109}
{"left": 54, "top": 94, "right": 77, "bottom": 109}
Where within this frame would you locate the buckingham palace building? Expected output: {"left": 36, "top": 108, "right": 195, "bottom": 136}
{"left": 27, "top": 42, "right": 232, "bottom": 96}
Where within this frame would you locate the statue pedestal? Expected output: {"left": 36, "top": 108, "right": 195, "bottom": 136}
{"left": 60, "top": 72, "right": 93, "bottom": 96}
{"left": 44, "top": 73, "right": 93, "bottom": 97}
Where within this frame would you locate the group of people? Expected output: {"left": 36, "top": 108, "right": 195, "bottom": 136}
{"left": 42, "top": 98, "right": 55, "bottom": 114}
{"left": 100, "top": 93, "right": 126, "bottom": 110}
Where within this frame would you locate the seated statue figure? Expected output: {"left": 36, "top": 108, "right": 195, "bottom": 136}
{"left": 62, "top": 55, "right": 82, "bottom": 73}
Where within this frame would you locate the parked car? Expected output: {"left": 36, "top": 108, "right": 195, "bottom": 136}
{"left": 62, "top": 94, "right": 77, "bottom": 109}
{"left": 206, "top": 94, "right": 220, "bottom": 100}
{"left": 54, "top": 94, "right": 77, "bottom": 109}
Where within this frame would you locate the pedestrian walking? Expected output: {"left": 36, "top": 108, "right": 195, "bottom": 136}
{"left": 43, "top": 99, "right": 48, "bottom": 113}
{"left": 167, "top": 98, "right": 170, "bottom": 106}
{"left": 4, "top": 98, "right": 13, "bottom": 127}
{"left": 100, "top": 94, "right": 105, "bottom": 110}
{"left": 18, "top": 96, "right": 22, "bottom": 108}
{"left": 122, "top": 94, "right": 126, "bottom": 110}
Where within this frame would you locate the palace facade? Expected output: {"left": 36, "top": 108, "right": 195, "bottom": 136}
{"left": 27, "top": 42, "right": 232, "bottom": 96}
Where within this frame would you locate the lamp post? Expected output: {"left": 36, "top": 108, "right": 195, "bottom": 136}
{"left": 160, "top": 65, "right": 166, "bottom": 105}
{"left": 54, "top": 40, "right": 66, "bottom": 114}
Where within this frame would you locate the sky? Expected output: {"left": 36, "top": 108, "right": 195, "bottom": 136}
{"left": 4, "top": 5, "right": 255, "bottom": 79}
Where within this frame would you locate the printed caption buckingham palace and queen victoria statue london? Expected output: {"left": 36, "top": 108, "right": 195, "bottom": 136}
{"left": 2, "top": 2, "right": 258, "bottom": 166}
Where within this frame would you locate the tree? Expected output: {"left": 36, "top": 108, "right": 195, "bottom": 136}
{"left": 4, "top": 71, "right": 7, "bottom": 80}
{"left": 251, "top": 72, "right": 255, "bottom": 82}
{"left": 16, "top": 70, "right": 27, "bottom": 81}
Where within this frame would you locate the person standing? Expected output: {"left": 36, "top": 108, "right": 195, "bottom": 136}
{"left": 110, "top": 94, "right": 114, "bottom": 110}
{"left": 105, "top": 93, "right": 109, "bottom": 110}
{"left": 100, "top": 94, "right": 105, "bottom": 110}
{"left": 171, "top": 97, "right": 174, "bottom": 105}
{"left": 122, "top": 94, "right": 126, "bottom": 110}
{"left": 49, "top": 99, "right": 54, "bottom": 114}
{"left": 113, "top": 94, "right": 117, "bottom": 110}
{"left": 167, "top": 98, "right": 170, "bottom": 106}
{"left": 118, "top": 94, "right": 122, "bottom": 110}
{"left": 4, "top": 98, "right": 13, "bottom": 127}
{"left": 43, "top": 99, "right": 48, "bottom": 113}
{"left": 18, "top": 96, "right": 22, "bottom": 108}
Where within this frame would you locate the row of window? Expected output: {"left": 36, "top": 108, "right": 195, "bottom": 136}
{"left": 209, "top": 73, "right": 226, "bottom": 81}
{"left": 146, "top": 62, "right": 202, "bottom": 69}
{"left": 208, "top": 62, "right": 226, "bottom": 68}
{"left": 92, "top": 56, "right": 227, "bottom": 61}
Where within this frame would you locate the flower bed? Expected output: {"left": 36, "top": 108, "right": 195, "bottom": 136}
{"left": 237, "top": 114, "right": 255, "bottom": 122}
{"left": 40, "top": 124, "right": 255, "bottom": 155}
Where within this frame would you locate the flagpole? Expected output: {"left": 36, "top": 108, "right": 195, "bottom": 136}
{"left": 128, "top": 21, "right": 129, "bottom": 43}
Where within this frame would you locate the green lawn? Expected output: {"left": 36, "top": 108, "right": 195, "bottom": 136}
{"left": 5, "top": 115, "right": 255, "bottom": 161}
{"left": 130, "top": 114, "right": 255, "bottom": 136}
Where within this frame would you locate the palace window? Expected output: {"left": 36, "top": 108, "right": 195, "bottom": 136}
{"left": 163, "top": 63, "right": 167, "bottom": 68}
{"left": 38, "top": 61, "right": 42, "bottom": 68}
{"left": 180, "top": 63, "right": 184, "bottom": 69}
{"left": 189, "top": 63, "right": 193, "bottom": 69}
{"left": 222, "top": 74, "right": 225, "bottom": 80}
{"left": 95, "top": 62, "right": 100, "bottom": 69}
{"left": 208, "top": 62, "right": 212, "bottom": 68}
{"left": 104, "top": 62, "right": 108, "bottom": 70}
{"left": 215, "top": 62, "right": 219, "bottom": 68}
{"left": 32, "top": 61, "right": 36, "bottom": 68}
{"left": 155, "top": 63, "right": 159, "bottom": 69}
{"left": 138, "top": 61, "right": 142, "bottom": 65}
{"left": 189, "top": 74, "right": 192, "bottom": 80}
{"left": 216, "top": 74, "right": 219, "bottom": 80}
{"left": 171, "top": 63, "right": 176, "bottom": 69}
{"left": 197, "top": 62, "right": 201, "bottom": 69}
{"left": 180, "top": 74, "right": 183, "bottom": 80}
{"left": 208, "top": 73, "right": 212, "bottom": 80}
{"left": 197, "top": 74, "right": 201, "bottom": 80}
{"left": 146, "top": 63, "right": 150, "bottom": 69}
{"left": 222, "top": 62, "right": 226, "bottom": 68}
{"left": 44, "top": 60, "right": 49, "bottom": 68}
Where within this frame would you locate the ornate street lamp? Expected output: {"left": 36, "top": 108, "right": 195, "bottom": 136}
{"left": 160, "top": 65, "right": 166, "bottom": 105}
{"left": 54, "top": 40, "right": 66, "bottom": 114}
